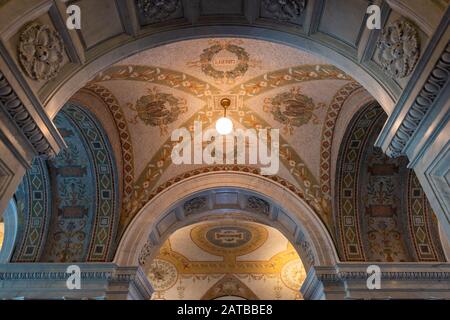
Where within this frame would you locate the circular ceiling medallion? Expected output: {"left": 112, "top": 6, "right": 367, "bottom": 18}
{"left": 191, "top": 222, "right": 268, "bottom": 257}
{"left": 146, "top": 258, "right": 178, "bottom": 291}
{"left": 280, "top": 259, "right": 306, "bottom": 290}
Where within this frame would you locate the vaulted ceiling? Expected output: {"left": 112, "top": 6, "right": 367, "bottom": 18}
{"left": 73, "top": 38, "right": 373, "bottom": 234}
{"left": 147, "top": 219, "right": 306, "bottom": 300}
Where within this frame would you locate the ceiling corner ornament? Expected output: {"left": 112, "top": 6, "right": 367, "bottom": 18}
{"left": 386, "top": 44, "right": 450, "bottom": 158}
{"left": 136, "top": 0, "right": 181, "bottom": 23}
{"left": 376, "top": 19, "right": 420, "bottom": 79}
{"left": 18, "top": 22, "right": 64, "bottom": 81}
{"left": 262, "top": 0, "right": 307, "bottom": 21}
{"left": 0, "top": 71, "right": 54, "bottom": 156}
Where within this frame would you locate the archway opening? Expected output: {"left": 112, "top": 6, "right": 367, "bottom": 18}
{"left": 145, "top": 219, "right": 306, "bottom": 300}
{"left": 0, "top": 199, "right": 18, "bottom": 263}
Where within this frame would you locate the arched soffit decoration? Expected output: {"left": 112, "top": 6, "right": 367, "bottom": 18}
{"left": 41, "top": 104, "right": 119, "bottom": 262}
{"left": 11, "top": 104, "right": 119, "bottom": 262}
{"left": 114, "top": 169, "right": 340, "bottom": 271}
{"left": 335, "top": 103, "right": 446, "bottom": 262}
{"left": 0, "top": 199, "right": 18, "bottom": 262}
{"left": 11, "top": 157, "right": 51, "bottom": 262}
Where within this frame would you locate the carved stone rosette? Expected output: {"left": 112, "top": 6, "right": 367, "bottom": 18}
{"left": 136, "top": 0, "right": 181, "bottom": 23}
{"left": 376, "top": 19, "right": 420, "bottom": 79}
{"left": 262, "top": 0, "right": 307, "bottom": 21}
{"left": 18, "top": 23, "right": 64, "bottom": 81}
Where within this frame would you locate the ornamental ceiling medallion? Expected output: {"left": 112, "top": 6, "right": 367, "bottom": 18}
{"left": 191, "top": 222, "right": 268, "bottom": 257}
{"left": 188, "top": 40, "right": 261, "bottom": 84}
{"left": 146, "top": 258, "right": 178, "bottom": 291}
{"left": 263, "top": 87, "right": 325, "bottom": 135}
{"left": 127, "top": 87, "right": 187, "bottom": 135}
{"left": 280, "top": 259, "right": 307, "bottom": 290}
{"left": 18, "top": 22, "right": 64, "bottom": 81}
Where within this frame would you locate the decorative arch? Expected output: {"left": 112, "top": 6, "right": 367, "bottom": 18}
{"left": 334, "top": 103, "right": 446, "bottom": 262}
{"left": 11, "top": 157, "right": 51, "bottom": 262}
{"left": 114, "top": 169, "right": 339, "bottom": 271}
{"left": 10, "top": 103, "right": 120, "bottom": 263}
{"left": 40, "top": 103, "right": 119, "bottom": 262}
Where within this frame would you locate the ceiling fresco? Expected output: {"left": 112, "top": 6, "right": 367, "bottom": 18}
{"left": 82, "top": 38, "right": 368, "bottom": 235}
{"left": 146, "top": 220, "right": 306, "bottom": 300}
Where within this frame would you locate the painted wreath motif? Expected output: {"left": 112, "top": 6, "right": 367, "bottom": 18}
{"left": 189, "top": 40, "right": 254, "bottom": 83}
{"left": 128, "top": 88, "right": 187, "bottom": 134}
{"left": 18, "top": 23, "right": 64, "bottom": 80}
{"left": 264, "top": 87, "right": 323, "bottom": 134}
{"left": 376, "top": 19, "right": 420, "bottom": 79}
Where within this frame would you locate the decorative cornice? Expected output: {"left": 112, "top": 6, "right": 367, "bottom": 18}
{"left": 0, "top": 265, "right": 140, "bottom": 282}
{"left": 317, "top": 271, "right": 450, "bottom": 282}
{"left": 0, "top": 71, "right": 54, "bottom": 157}
{"left": 386, "top": 43, "right": 450, "bottom": 158}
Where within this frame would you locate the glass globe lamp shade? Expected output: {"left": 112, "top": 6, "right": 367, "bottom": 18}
{"left": 215, "top": 117, "right": 233, "bottom": 135}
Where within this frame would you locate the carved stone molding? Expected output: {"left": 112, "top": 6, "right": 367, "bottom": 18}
{"left": 386, "top": 43, "right": 450, "bottom": 158}
{"left": 183, "top": 196, "right": 207, "bottom": 216}
{"left": 300, "top": 240, "right": 315, "bottom": 266}
{"left": 18, "top": 23, "right": 64, "bottom": 81}
{"left": 246, "top": 196, "right": 270, "bottom": 215}
{"left": 136, "top": 0, "right": 181, "bottom": 24}
{"left": 0, "top": 263, "right": 152, "bottom": 300}
{"left": 376, "top": 19, "right": 420, "bottom": 79}
{"left": 302, "top": 263, "right": 450, "bottom": 299}
{"left": 262, "top": 0, "right": 307, "bottom": 21}
{"left": 138, "top": 239, "right": 154, "bottom": 266}
{"left": 0, "top": 71, "right": 54, "bottom": 156}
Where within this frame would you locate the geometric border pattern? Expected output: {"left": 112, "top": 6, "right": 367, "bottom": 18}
{"left": 62, "top": 105, "right": 119, "bottom": 261}
{"left": 319, "top": 81, "right": 362, "bottom": 199}
{"left": 335, "top": 103, "right": 385, "bottom": 261}
{"left": 12, "top": 157, "right": 51, "bottom": 262}
{"left": 407, "top": 171, "right": 446, "bottom": 261}
{"left": 82, "top": 84, "right": 135, "bottom": 232}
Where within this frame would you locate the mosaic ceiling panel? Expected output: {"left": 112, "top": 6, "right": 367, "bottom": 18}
{"left": 146, "top": 220, "right": 306, "bottom": 300}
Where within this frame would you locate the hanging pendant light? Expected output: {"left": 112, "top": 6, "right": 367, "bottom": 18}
{"left": 216, "top": 98, "right": 233, "bottom": 135}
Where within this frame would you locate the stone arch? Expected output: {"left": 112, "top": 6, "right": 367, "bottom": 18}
{"left": 0, "top": 199, "right": 18, "bottom": 262}
{"left": 114, "top": 171, "right": 339, "bottom": 272}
